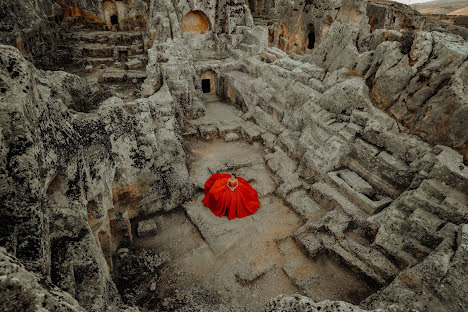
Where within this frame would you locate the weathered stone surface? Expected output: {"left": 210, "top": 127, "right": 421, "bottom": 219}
{"left": 137, "top": 219, "right": 158, "bottom": 238}
{"left": 285, "top": 189, "right": 323, "bottom": 219}
{"left": 224, "top": 132, "right": 240, "bottom": 142}
{"left": 0, "top": 45, "right": 191, "bottom": 311}
{"left": 265, "top": 295, "right": 377, "bottom": 312}
{"left": 318, "top": 77, "right": 373, "bottom": 116}
{"left": 0, "top": 248, "right": 87, "bottom": 312}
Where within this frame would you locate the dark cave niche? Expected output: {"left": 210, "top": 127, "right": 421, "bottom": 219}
{"left": 307, "top": 23, "right": 315, "bottom": 49}
{"left": 202, "top": 79, "right": 211, "bottom": 93}
{"left": 111, "top": 15, "right": 119, "bottom": 26}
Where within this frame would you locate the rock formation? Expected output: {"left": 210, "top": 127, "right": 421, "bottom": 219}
{"left": 0, "top": 0, "right": 467, "bottom": 311}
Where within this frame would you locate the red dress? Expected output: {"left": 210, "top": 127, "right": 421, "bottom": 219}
{"left": 202, "top": 173, "right": 260, "bottom": 220}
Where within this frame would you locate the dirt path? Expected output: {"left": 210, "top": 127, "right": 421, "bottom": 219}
{"left": 133, "top": 97, "right": 378, "bottom": 310}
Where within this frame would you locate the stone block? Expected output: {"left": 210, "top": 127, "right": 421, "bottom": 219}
{"left": 235, "top": 263, "right": 273, "bottom": 285}
{"left": 242, "top": 123, "right": 263, "bottom": 142}
{"left": 199, "top": 124, "right": 218, "bottom": 140}
{"left": 297, "top": 234, "right": 323, "bottom": 258}
{"left": 338, "top": 169, "right": 374, "bottom": 197}
{"left": 299, "top": 63, "right": 326, "bottom": 80}
{"left": 137, "top": 219, "right": 158, "bottom": 237}
{"left": 126, "top": 58, "right": 143, "bottom": 70}
{"left": 285, "top": 189, "right": 322, "bottom": 218}
{"left": 217, "top": 123, "right": 241, "bottom": 136}
{"left": 275, "top": 57, "right": 302, "bottom": 71}
{"left": 100, "top": 70, "right": 125, "bottom": 82}
{"left": 261, "top": 132, "right": 277, "bottom": 149}
{"left": 224, "top": 132, "right": 240, "bottom": 142}
{"left": 126, "top": 70, "right": 147, "bottom": 80}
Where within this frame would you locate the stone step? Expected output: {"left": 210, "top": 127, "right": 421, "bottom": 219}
{"left": 100, "top": 69, "right": 126, "bottom": 82}
{"left": 310, "top": 182, "right": 368, "bottom": 222}
{"left": 374, "top": 227, "right": 422, "bottom": 268}
{"left": 78, "top": 44, "right": 114, "bottom": 57}
{"left": 85, "top": 57, "right": 115, "bottom": 66}
{"left": 76, "top": 43, "right": 146, "bottom": 58}
{"left": 126, "top": 70, "right": 147, "bottom": 81}
{"left": 99, "top": 69, "right": 147, "bottom": 83}
{"left": 347, "top": 157, "right": 402, "bottom": 199}
{"left": 264, "top": 147, "right": 298, "bottom": 183}
{"left": 328, "top": 170, "right": 392, "bottom": 215}
{"left": 320, "top": 235, "right": 387, "bottom": 286}
{"left": 63, "top": 31, "right": 144, "bottom": 46}
{"left": 83, "top": 55, "right": 148, "bottom": 68}
{"left": 241, "top": 122, "right": 265, "bottom": 142}
{"left": 204, "top": 94, "right": 220, "bottom": 103}
{"left": 349, "top": 139, "right": 413, "bottom": 192}
{"left": 338, "top": 237, "right": 399, "bottom": 282}
{"left": 415, "top": 179, "right": 468, "bottom": 224}
{"left": 281, "top": 235, "right": 383, "bottom": 300}
{"left": 285, "top": 189, "right": 324, "bottom": 219}
{"left": 239, "top": 43, "right": 260, "bottom": 54}
{"left": 128, "top": 54, "right": 148, "bottom": 64}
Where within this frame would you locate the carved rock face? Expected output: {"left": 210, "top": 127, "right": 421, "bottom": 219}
{"left": 181, "top": 11, "right": 211, "bottom": 35}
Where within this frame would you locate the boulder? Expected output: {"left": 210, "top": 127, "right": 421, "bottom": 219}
{"left": 137, "top": 219, "right": 158, "bottom": 237}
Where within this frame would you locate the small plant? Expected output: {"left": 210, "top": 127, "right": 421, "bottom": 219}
{"left": 0, "top": 276, "right": 37, "bottom": 312}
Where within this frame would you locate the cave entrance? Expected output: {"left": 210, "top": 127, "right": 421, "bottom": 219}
{"left": 307, "top": 23, "right": 315, "bottom": 49}
{"left": 111, "top": 15, "right": 119, "bottom": 26}
{"left": 201, "top": 70, "right": 217, "bottom": 94}
{"left": 202, "top": 79, "right": 211, "bottom": 93}
{"left": 181, "top": 11, "right": 210, "bottom": 35}
{"left": 103, "top": 1, "right": 119, "bottom": 30}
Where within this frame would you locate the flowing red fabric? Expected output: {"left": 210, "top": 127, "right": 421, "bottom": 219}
{"left": 202, "top": 173, "right": 260, "bottom": 220}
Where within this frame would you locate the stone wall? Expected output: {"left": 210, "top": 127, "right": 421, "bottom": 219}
{"left": 252, "top": 0, "right": 468, "bottom": 55}
{"left": 57, "top": 0, "right": 149, "bottom": 31}
{"left": 0, "top": 44, "right": 191, "bottom": 311}
{"left": 0, "top": 0, "right": 63, "bottom": 69}
{"left": 0, "top": 247, "right": 88, "bottom": 312}
{"left": 0, "top": 0, "right": 150, "bottom": 70}
{"left": 249, "top": 0, "right": 468, "bottom": 162}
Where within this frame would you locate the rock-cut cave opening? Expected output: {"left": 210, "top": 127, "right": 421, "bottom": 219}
{"left": 202, "top": 79, "right": 211, "bottom": 93}
{"left": 181, "top": 10, "right": 210, "bottom": 35}
{"left": 308, "top": 24, "right": 315, "bottom": 49}
{"left": 111, "top": 15, "right": 119, "bottom": 26}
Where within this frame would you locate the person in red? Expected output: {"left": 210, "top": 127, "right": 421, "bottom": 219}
{"left": 202, "top": 172, "right": 260, "bottom": 220}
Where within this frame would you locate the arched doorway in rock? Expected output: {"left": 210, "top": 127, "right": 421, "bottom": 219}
{"left": 201, "top": 70, "right": 217, "bottom": 94}
{"left": 181, "top": 11, "right": 210, "bottom": 35}
{"left": 103, "top": 1, "right": 119, "bottom": 30}
{"left": 307, "top": 23, "right": 315, "bottom": 49}
{"left": 111, "top": 15, "right": 119, "bottom": 26}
